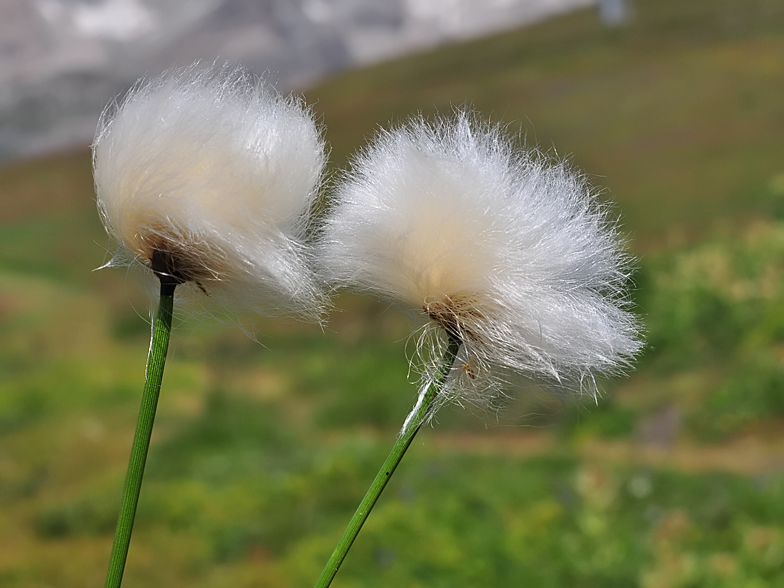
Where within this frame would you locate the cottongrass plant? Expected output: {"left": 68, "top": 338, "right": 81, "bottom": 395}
{"left": 313, "top": 112, "right": 642, "bottom": 586}
{"left": 93, "top": 64, "right": 327, "bottom": 588}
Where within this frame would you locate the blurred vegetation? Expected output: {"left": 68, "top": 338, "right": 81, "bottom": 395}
{"left": 1, "top": 0, "right": 784, "bottom": 586}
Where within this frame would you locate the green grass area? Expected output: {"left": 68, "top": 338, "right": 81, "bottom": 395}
{"left": 306, "top": 0, "right": 784, "bottom": 243}
{"left": 1, "top": 0, "right": 784, "bottom": 586}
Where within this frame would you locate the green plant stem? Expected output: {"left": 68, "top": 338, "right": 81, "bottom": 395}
{"left": 314, "top": 335, "right": 461, "bottom": 588}
{"left": 105, "top": 282, "right": 175, "bottom": 588}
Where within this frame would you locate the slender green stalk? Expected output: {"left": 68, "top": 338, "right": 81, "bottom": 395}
{"left": 105, "top": 282, "right": 175, "bottom": 588}
{"left": 314, "top": 336, "right": 461, "bottom": 588}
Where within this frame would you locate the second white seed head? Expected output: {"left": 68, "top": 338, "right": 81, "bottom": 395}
{"left": 318, "top": 112, "right": 642, "bottom": 407}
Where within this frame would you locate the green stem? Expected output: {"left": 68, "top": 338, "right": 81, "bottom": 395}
{"left": 105, "top": 282, "right": 175, "bottom": 588}
{"left": 314, "top": 336, "right": 461, "bottom": 588}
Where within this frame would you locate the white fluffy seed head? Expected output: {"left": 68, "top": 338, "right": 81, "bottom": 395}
{"left": 318, "top": 111, "right": 643, "bottom": 409}
{"left": 93, "top": 64, "right": 327, "bottom": 321}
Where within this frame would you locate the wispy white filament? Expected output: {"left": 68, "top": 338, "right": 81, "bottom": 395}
{"left": 93, "top": 64, "right": 327, "bottom": 320}
{"left": 318, "top": 112, "right": 642, "bottom": 410}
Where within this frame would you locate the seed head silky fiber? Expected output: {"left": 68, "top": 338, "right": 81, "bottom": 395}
{"left": 93, "top": 65, "right": 327, "bottom": 320}
{"left": 318, "top": 112, "right": 642, "bottom": 410}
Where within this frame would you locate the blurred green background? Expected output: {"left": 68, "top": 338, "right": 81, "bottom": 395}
{"left": 2, "top": 0, "right": 784, "bottom": 586}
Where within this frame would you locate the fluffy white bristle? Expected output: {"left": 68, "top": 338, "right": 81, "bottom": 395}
{"left": 318, "top": 112, "right": 643, "bottom": 408}
{"left": 93, "top": 64, "right": 327, "bottom": 321}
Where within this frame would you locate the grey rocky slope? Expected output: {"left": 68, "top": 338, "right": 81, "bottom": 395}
{"left": 0, "top": 0, "right": 593, "bottom": 163}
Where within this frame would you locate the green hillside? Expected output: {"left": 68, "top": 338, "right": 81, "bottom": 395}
{"left": 307, "top": 0, "right": 784, "bottom": 244}
{"left": 1, "top": 1, "right": 784, "bottom": 587}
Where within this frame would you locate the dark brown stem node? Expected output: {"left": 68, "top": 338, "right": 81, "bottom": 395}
{"left": 150, "top": 248, "right": 187, "bottom": 296}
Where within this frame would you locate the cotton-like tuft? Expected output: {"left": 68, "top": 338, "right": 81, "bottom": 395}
{"left": 318, "top": 112, "right": 642, "bottom": 410}
{"left": 93, "top": 64, "right": 327, "bottom": 320}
